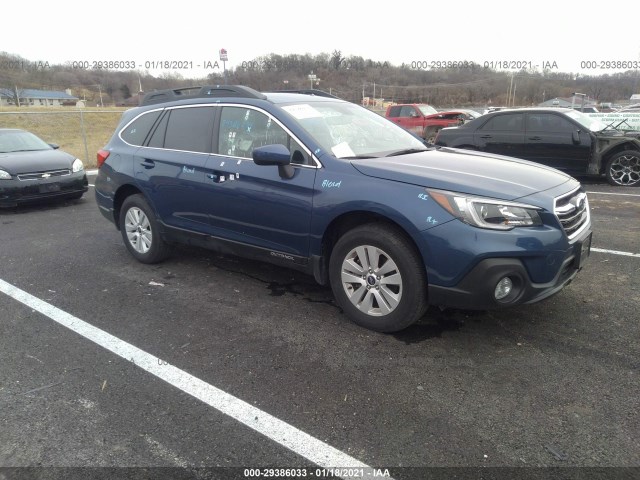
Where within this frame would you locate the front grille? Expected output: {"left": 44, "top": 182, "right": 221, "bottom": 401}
{"left": 17, "top": 169, "right": 71, "bottom": 181}
{"left": 554, "top": 188, "right": 590, "bottom": 239}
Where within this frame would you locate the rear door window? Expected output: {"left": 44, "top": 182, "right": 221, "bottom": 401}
{"left": 480, "top": 113, "right": 524, "bottom": 131}
{"left": 162, "top": 107, "right": 215, "bottom": 153}
{"left": 387, "top": 106, "right": 402, "bottom": 117}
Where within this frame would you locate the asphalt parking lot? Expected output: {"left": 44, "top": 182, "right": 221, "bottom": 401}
{"left": 0, "top": 173, "right": 638, "bottom": 480}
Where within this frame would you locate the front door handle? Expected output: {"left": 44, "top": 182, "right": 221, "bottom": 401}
{"left": 140, "top": 159, "right": 155, "bottom": 168}
{"left": 480, "top": 135, "right": 492, "bottom": 139}
{"left": 528, "top": 136, "right": 542, "bottom": 141}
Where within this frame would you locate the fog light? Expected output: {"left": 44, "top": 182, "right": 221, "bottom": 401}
{"left": 495, "top": 277, "right": 513, "bottom": 300}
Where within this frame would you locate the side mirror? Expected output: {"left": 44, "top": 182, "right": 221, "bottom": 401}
{"left": 572, "top": 130, "right": 581, "bottom": 144}
{"left": 252, "top": 144, "right": 295, "bottom": 179}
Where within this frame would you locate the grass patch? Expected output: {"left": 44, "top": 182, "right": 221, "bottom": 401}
{"left": 0, "top": 108, "right": 128, "bottom": 168}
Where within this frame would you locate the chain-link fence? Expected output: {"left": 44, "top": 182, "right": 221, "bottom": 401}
{"left": 0, "top": 109, "right": 126, "bottom": 168}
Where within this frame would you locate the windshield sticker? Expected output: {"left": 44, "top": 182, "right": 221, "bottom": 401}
{"left": 282, "top": 104, "right": 322, "bottom": 120}
{"left": 322, "top": 179, "right": 342, "bottom": 188}
{"left": 331, "top": 142, "right": 355, "bottom": 158}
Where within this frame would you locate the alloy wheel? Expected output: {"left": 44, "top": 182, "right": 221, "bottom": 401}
{"left": 609, "top": 154, "right": 640, "bottom": 186}
{"left": 340, "top": 245, "right": 403, "bottom": 316}
{"left": 124, "top": 207, "right": 152, "bottom": 254}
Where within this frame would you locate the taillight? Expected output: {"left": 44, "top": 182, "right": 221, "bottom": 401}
{"left": 97, "top": 149, "right": 110, "bottom": 168}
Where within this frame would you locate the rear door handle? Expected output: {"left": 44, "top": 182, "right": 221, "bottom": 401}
{"left": 140, "top": 159, "right": 155, "bottom": 168}
{"left": 480, "top": 135, "right": 492, "bottom": 139}
{"left": 528, "top": 136, "right": 542, "bottom": 141}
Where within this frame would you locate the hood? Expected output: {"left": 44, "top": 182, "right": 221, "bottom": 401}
{"left": 0, "top": 149, "right": 76, "bottom": 175}
{"left": 350, "top": 147, "right": 573, "bottom": 201}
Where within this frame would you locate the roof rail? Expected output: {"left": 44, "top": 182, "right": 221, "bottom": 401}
{"left": 277, "top": 89, "right": 341, "bottom": 99}
{"left": 141, "top": 85, "right": 267, "bottom": 106}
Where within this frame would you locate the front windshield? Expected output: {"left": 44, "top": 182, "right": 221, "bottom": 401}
{"left": 281, "top": 102, "right": 426, "bottom": 158}
{"left": 418, "top": 104, "right": 438, "bottom": 115}
{"left": 0, "top": 130, "right": 52, "bottom": 153}
{"left": 564, "top": 110, "right": 608, "bottom": 132}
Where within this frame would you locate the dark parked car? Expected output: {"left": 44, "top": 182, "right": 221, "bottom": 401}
{"left": 95, "top": 86, "right": 592, "bottom": 333}
{"left": 0, "top": 129, "right": 88, "bottom": 207}
{"left": 434, "top": 107, "right": 640, "bottom": 186}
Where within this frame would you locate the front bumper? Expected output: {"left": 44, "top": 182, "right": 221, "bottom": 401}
{"left": 427, "top": 227, "right": 592, "bottom": 310}
{"left": 0, "top": 172, "right": 88, "bottom": 207}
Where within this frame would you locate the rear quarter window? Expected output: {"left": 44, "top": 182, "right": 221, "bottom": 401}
{"left": 120, "top": 110, "right": 162, "bottom": 146}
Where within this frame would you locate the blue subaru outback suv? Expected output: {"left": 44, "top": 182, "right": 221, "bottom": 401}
{"left": 95, "top": 85, "right": 592, "bottom": 332}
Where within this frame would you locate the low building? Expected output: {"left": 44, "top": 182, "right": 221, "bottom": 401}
{"left": 0, "top": 88, "right": 79, "bottom": 107}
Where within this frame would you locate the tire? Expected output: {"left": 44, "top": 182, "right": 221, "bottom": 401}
{"left": 329, "top": 224, "right": 428, "bottom": 332}
{"left": 119, "top": 194, "right": 171, "bottom": 263}
{"left": 604, "top": 150, "right": 640, "bottom": 186}
{"left": 424, "top": 127, "right": 440, "bottom": 145}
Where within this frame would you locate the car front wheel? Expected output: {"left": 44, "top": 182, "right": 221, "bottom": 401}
{"left": 424, "top": 127, "right": 440, "bottom": 145}
{"left": 329, "top": 224, "right": 428, "bottom": 332}
{"left": 605, "top": 150, "right": 640, "bottom": 186}
{"left": 119, "top": 194, "right": 171, "bottom": 263}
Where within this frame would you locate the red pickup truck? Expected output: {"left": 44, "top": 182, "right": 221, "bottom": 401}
{"left": 385, "top": 104, "right": 480, "bottom": 143}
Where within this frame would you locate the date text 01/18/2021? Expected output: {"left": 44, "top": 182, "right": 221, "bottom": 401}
{"left": 242, "top": 467, "right": 391, "bottom": 477}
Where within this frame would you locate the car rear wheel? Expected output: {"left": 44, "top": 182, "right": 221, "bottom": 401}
{"left": 605, "top": 150, "right": 640, "bottom": 186}
{"left": 329, "top": 224, "right": 428, "bottom": 332}
{"left": 119, "top": 194, "right": 171, "bottom": 263}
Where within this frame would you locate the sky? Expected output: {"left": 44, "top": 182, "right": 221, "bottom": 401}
{"left": 2, "top": 0, "right": 640, "bottom": 80}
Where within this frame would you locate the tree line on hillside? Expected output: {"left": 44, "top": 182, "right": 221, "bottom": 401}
{"left": 1, "top": 51, "right": 639, "bottom": 107}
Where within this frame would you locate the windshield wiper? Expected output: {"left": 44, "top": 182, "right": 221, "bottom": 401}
{"left": 385, "top": 148, "right": 429, "bottom": 157}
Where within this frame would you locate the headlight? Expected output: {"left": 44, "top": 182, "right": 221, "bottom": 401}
{"left": 428, "top": 189, "right": 542, "bottom": 230}
{"left": 0, "top": 169, "right": 11, "bottom": 180}
{"left": 72, "top": 158, "right": 84, "bottom": 173}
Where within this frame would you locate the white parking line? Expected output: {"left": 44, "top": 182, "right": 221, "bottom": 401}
{"left": 587, "top": 191, "right": 640, "bottom": 197}
{"left": 86, "top": 169, "right": 98, "bottom": 175}
{"left": 591, "top": 247, "right": 640, "bottom": 258}
{"left": 0, "top": 278, "right": 374, "bottom": 478}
